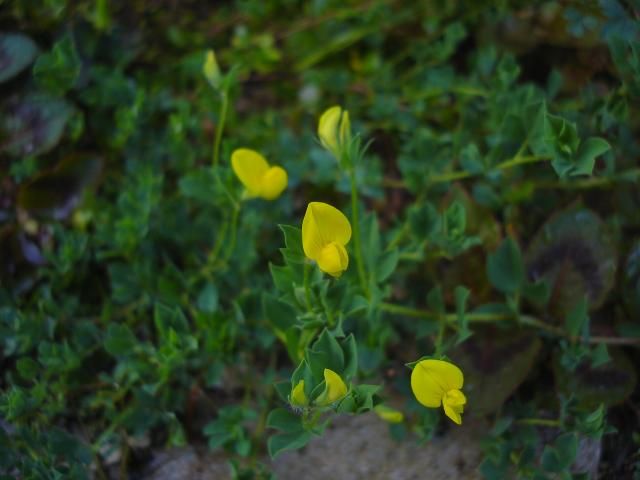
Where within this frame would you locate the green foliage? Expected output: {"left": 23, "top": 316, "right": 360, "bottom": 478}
{"left": 1, "top": 1, "right": 639, "bottom": 478}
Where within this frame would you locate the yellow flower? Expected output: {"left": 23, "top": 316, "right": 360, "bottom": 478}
{"left": 231, "top": 148, "right": 287, "bottom": 200}
{"left": 290, "top": 380, "right": 308, "bottom": 407}
{"left": 302, "top": 202, "right": 352, "bottom": 277}
{"left": 410, "top": 359, "right": 467, "bottom": 425}
{"left": 374, "top": 405, "right": 404, "bottom": 424}
{"left": 315, "top": 368, "right": 348, "bottom": 406}
{"left": 203, "top": 49, "right": 221, "bottom": 89}
{"left": 318, "top": 105, "right": 351, "bottom": 158}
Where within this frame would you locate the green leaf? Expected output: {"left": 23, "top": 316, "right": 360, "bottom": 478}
{"left": 340, "top": 334, "right": 358, "bottom": 380}
{"left": 279, "top": 225, "right": 304, "bottom": 259}
{"left": 197, "top": 283, "right": 219, "bottom": 313}
{"left": 541, "top": 432, "right": 577, "bottom": 472}
{"left": 0, "top": 33, "right": 38, "bottom": 83}
{"left": 375, "top": 249, "right": 398, "bottom": 283}
{"left": 104, "top": 324, "right": 137, "bottom": 356}
{"left": 573, "top": 137, "right": 611, "bottom": 176}
{"left": 154, "top": 303, "right": 188, "bottom": 338}
{"left": 266, "top": 408, "right": 302, "bottom": 433}
{"left": 522, "top": 280, "right": 551, "bottom": 307}
{"left": 267, "top": 431, "right": 312, "bottom": 459}
{"left": 33, "top": 32, "right": 81, "bottom": 95}
{"left": 591, "top": 343, "right": 610, "bottom": 368}
{"left": 0, "top": 93, "right": 73, "bottom": 157}
{"left": 459, "top": 143, "right": 484, "bottom": 174}
{"left": 16, "top": 358, "right": 40, "bottom": 380}
{"left": 565, "top": 297, "right": 589, "bottom": 337}
{"left": 487, "top": 237, "right": 524, "bottom": 294}
{"left": 305, "top": 329, "right": 344, "bottom": 381}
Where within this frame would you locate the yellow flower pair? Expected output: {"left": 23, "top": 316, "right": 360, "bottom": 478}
{"left": 290, "top": 368, "right": 348, "bottom": 408}
{"left": 230, "top": 106, "right": 350, "bottom": 201}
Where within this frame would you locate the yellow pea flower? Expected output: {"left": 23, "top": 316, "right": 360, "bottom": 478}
{"left": 374, "top": 404, "right": 404, "bottom": 424}
{"left": 290, "top": 380, "right": 308, "bottom": 407}
{"left": 302, "top": 202, "right": 351, "bottom": 277}
{"left": 231, "top": 148, "right": 287, "bottom": 200}
{"left": 318, "top": 105, "right": 351, "bottom": 159}
{"left": 315, "top": 368, "right": 348, "bottom": 406}
{"left": 410, "top": 359, "right": 467, "bottom": 425}
{"left": 302, "top": 202, "right": 352, "bottom": 277}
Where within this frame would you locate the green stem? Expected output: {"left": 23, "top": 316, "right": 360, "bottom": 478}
{"left": 303, "top": 262, "right": 313, "bottom": 312}
{"left": 349, "top": 166, "right": 369, "bottom": 298}
{"left": 379, "top": 302, "right": 640, "bottom": 345}
{"left": 223, "top": 204, "right": 240, "bottom": 261}
{"left": 516, "top": 418, "right": 561, "bottom": 427}
{"left": 212, "top": 91, "right": 229, "bottom": 168}
{"left": 428, "top": 155, "right": 549, "bottom": 184}
{"left": 207, "top": 212, "right": 230, "bottom": 268}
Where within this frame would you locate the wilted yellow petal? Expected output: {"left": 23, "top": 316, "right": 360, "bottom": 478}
{"left": 317, "top": 242, "right": 349, "bottom": 277}
{"left": 259, "top": 166, "right": 288, "bottom": 200}
{"left": 231, "top": 148, "right": 269, "bottom": 196}
{"left": 374, "top": 405, "right": 404, "bottom": 424}
{"left": 302, "top": 202, "right": 352, "bottom": 262}
{"left": 410, "top": 359, "right": 464, "bottom": 408}
{"left": 290, "top": 380, "right": 308, "bottom": 407}
{"left": 315, "top": 368, "right": 347, "bottom": 406}
{"left": 318, "top": 106, "right": 341, "bottom": 154}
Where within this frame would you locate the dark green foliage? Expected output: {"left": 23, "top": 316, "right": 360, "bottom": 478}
{"left": 1, "top": 1, "right": 639, "bottom": 478}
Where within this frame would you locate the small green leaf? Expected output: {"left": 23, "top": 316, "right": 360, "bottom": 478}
{"left": 565, "top": 297, "right": 589, "bottom": 337}
{"left": 104, "top": 324, "right": 137, "bottom": 356}
{"left": 266, "top": 408, "right": 302, "bottom": 433}
{"left": 279, "top": 225, "right": 304, "bottom": 257}
{"left": 16, "top": 358, "right": 40, "bottom": 380}
{"left": 0, "top": 33, "right": 38, "bottom": 83}
{"left": 591, "top": 343, "right": 610, "bottom": 368}
{"left": 487, "top": 237, "right": 524, "bottom": 294}
{"left": 454, "top": 285, "right": 472, "bottom": 344}
{"left": 268, "top": 431, "right": 312, "bottom": 459}
{"left": 197, "top": 283, "right": 219, "bottom": 313}
{"left": 573, "top": 137, "right": 611, "bottom": 176}
{"left": 33, "top": 32, "right": 81, "bottom": 95}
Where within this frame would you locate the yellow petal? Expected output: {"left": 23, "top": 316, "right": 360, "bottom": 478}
{"left": 410, "top": 359, "right": 464, "bottom": 408}
{"left": 259, "top": 166, "right": 287, "bottom": 200}
{"left": 318, "top": 106, "right": 341, "bottom": 154}
{"left": 290, "top": 380, "right": 308, "bottom": 407}
{"left": 302, "top": 202, "right": 352, "bottom": 261}
{"left": 231, "top": 148, "right": 269, "bottom": 196}
{"left": 315, "top": 368, "right": 347, "bottom": 406}
{"left": 442, "top": 390, "right": 466, "bottom": 425}
{"left": 317, "top": 242, "right": 349, "bottom": 277}
{"left": 374, "top": 405, "right": 404, "bottom": 424}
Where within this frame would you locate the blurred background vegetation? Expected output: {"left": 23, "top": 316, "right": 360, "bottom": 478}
{"left": 2, "top": 0, "right": 640, "bottom": 478}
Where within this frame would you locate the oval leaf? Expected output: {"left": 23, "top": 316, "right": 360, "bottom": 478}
{"left": 0, "top": 93, "right": 73, "bottom": 157}
{"left": 0, "top": 33, "right": 38, "bottom": 83}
